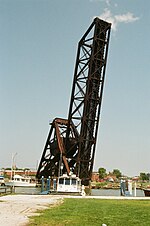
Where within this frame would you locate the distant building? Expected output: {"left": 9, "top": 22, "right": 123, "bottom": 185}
{"left": 0, "top": 169, "right": 37, "bottom": 178}
{"left": 91, "top": 172, "right": 99, "bottom": 181}
{"left": 104, "top": 175, "right": 117, "bottom": 182}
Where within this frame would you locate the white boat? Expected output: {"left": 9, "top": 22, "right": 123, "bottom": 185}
{"left": 56, "top": 174, "right": 82, "bottom": 194}
{"left": 6, "top": 174, "right": 36, "bottom": 187}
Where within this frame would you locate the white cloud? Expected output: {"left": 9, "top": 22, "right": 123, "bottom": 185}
{"left": 98, "top": 8, "right": 139, "bottom": 31}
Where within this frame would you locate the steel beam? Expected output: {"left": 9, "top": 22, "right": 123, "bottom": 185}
{"left": 36, "top": 18, "right": 111, "bottom": 186}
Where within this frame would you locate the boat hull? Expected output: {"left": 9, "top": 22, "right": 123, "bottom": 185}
{"left": 143, "top": 189, "right": 150, "bottom": 197}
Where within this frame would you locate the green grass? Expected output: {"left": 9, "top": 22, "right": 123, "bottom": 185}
{"left": 28, "top": 198, "right": 150, "bottom": 226}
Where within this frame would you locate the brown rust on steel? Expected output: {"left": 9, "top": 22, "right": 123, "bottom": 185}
{"left": 54, "top": 120, "right": 70, "bottom": 175}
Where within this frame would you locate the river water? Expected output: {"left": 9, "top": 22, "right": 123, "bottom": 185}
{"left": 14, "top": 187, "right": 145, "bottom": 197}
{"left": 91, "top": 188, "right": 145, "bottom": 197}
{"left": 14, "top": 187, "right": 41, "bottom": 195}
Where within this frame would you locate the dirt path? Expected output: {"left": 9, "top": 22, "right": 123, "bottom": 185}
{"left": 0, "top": 194, "right": 62, "bottom": 226}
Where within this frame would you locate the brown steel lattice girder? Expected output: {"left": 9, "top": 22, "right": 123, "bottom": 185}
{"left": 36, "top": 18, "right": 111, "bottom": 186}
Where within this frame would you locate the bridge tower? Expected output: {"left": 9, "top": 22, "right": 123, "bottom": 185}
{"left": 36, "top": 18, "right": 111, "bottom": 185}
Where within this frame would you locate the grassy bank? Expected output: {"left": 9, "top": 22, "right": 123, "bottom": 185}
{"left": 28, "top": 198, "right": 150, "bottom": 226}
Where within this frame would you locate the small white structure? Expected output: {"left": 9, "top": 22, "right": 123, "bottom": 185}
{"left": 57, "top": 174, "right": 81, "bottom": 194}
{"left": 127, "top": 180, "right": 132, "bottom": 196}
{"left": 6, "top": 174, "right": 36, "bottom": 187}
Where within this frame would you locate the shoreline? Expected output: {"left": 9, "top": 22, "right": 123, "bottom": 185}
{"left": 0, "top": 194, "right": 150, "bottom": 226}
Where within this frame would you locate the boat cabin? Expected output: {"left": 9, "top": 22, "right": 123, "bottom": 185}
{"left": 13, "top": 174, "right": 32, "bottom": 183}
{"left": 57, "top": 174, "right": 81, "bottom": 193}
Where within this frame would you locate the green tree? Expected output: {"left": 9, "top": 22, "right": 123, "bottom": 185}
{"left": 98, "top": 167, "right": 107, "bottom": 179}
{"left": 112, "top": 169, "right": 122, "bottom": 178}
{"left": 140, "top": 172, "right": 149, "bottom": 181}
{"left": 147, "top": 173, "right": 150, "bottom": 181}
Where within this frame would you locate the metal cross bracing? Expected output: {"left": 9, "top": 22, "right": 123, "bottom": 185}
{"left": 36, "top": 18, "right": 111, "bottom": 186}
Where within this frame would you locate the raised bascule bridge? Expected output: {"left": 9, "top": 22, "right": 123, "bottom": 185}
{"left": 36, "top": 18, "right": 111, "bottom": 187}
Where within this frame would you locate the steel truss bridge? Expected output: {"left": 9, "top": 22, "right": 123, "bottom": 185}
{"left": 36, "top": 18, "right": 111, "bottom": 186}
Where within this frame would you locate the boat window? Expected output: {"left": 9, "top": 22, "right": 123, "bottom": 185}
{"left": 72, "top": 179, "right": 76, "bottom": 185}
{"left": 59, "top": 178, "right": 64, "bottom": 184}
{"left": 65, "top": 178, "right": 70, "bottom": 185}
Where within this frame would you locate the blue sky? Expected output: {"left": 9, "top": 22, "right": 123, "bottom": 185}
{"left": 0, "top": 0, "right": 150, "bottom": 176}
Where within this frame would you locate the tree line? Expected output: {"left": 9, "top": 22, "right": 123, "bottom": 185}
{"left": 98, "top": 167, "right": 150, "bottom": 181}
{"left": 98, "top": 167, "right": 122, "bottom": 179}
